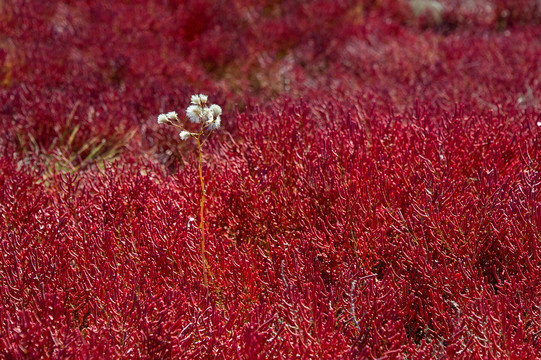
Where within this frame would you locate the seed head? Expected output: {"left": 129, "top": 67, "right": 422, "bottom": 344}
{"left": 186, "top": 105, "right": 203, "bottom": 123}
{"left": 157, "top": 94, "right": 222, "bottom": 134}
{"left": 157, "top": 113, "right": 169, "bottom": 124}
{"left": 208, "top": 116, "right": 221, "bottom": 130}
{"left": 207, "top": 104, "right": 222, "bottom": 130}
{"left": 191, "top": 94, "right": 208, "bottom": 107}
{"left": 209, "top": 104, "right": 222, "bottom": 119}
{"left": 166, "top": 111, "right": 179, "bottom": 121}
{"left": 179, "top": 130, "right": 191, "bottom": 140}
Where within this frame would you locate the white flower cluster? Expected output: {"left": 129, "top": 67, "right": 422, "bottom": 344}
{"left": 186, "top": 94, "right": 222, "bottom": 130}
{"left": 157, "top": 94, "right": 222, "bottom": 141}
{"left": 157, "top": 111, "right": 179, "bottom": 124}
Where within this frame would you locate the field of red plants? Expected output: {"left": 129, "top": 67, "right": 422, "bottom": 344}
{"left": 2, "top": 0, "right": 541, "bottom": 358}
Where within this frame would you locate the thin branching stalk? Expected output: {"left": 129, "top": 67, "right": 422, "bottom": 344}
{"left": 197, "top": 134, "right": 209, "bottom": 288}
{"left": 157, "top": 94, "right": 222, "bottom": 289}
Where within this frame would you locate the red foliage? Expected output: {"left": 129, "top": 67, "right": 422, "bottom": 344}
{"left": 2, "top": 0, "right": 541, "bottom": 358}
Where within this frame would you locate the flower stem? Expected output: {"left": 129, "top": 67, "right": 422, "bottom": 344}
{"left": 197, "top": 136, "right": 209, "bottom": 288}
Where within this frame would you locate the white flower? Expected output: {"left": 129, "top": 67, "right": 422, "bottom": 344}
{"left": 179, "top": 130, "right": 191, "bottom": 140}
{"left": 199, "top": 94, "right": 208, "bottom": 106}
{"left": 186, "top": 105, "right": 203, "bottom": 123}
{"left": 190, "top": 94, "right": 208, "bottom": 107}
{"left": 208, "top": 115, "right": 221, "bottom": 130}
{"left": 206, "top": 104, "right": 222, "bottom": 130}
{"left": 157, "top": 113, "right": 168, "bottom": 124}
{"left": 204, "top": 108, "right": 213, "bottom": 124}
{"left": 209, "top": 104, "right": 222, "bottom": 118}
{"left": 166, "top": 111, "right": 178, "bottom": 121}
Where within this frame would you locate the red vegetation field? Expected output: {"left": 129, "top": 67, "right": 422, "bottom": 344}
{"left": 2, "top": 0, "right": 541, "bottom": 358}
